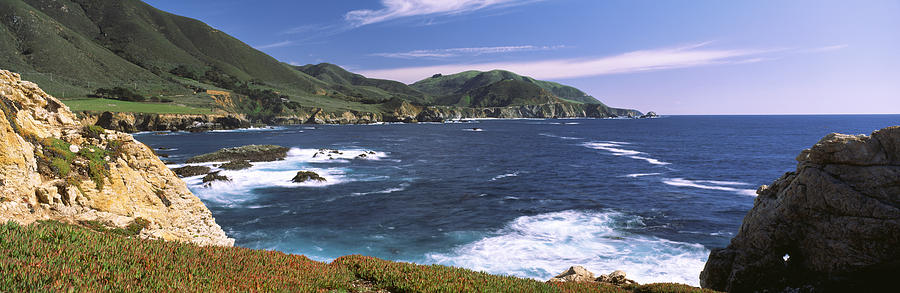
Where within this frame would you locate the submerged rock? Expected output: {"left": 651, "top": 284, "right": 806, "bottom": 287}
{"left": 187, "top": 145, "right": 289, "bottom": 163}
{"left": 171, "top": 165, "right": 211, "bottom": 177}
{"left": 201, "top": 171, "right": 231, "bottom": 184}
{"left": 219, "top": 160, "right": 252, "bottom": 170}
{"left": 700, "top": 126, "right": 900, "bottom": 292}
{"left": 292, "top": 171, "right": 326, "bottom": 183}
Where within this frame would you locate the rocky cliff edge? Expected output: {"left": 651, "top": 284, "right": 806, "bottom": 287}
{"left": 0, "top": 69, "right": 233, "bottom": 246}
{"left": 700, "top": 126, "right": 900, "bottom": 292}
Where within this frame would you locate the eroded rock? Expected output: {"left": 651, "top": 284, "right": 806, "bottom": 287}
{"left": 700, "top": 126, "right": 900, "bottom": 292}
{"left": 0, "top": 69, "right": 233, "bottom": 246}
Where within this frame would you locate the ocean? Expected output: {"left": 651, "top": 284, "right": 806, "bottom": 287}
{"left": 134, "top": 115, "right": 899, "bottom": 286}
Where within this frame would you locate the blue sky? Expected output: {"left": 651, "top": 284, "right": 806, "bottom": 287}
{"left": 144, "top": 0, "right": 900, "bottom": 114}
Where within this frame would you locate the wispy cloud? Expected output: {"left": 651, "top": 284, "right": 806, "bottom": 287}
{"left": 358, "top": 42, "right": 775, "bottom": 83}
{"left": 806, "top": 44, "right": 849, "bottom": 52}
{"left": 345, "top": 0, "right": 544, "bottom": 26}
{"left": 255, "top": 40, "right": 294, "bottom": 49}
{"left": 371, "top": 45, "right": 565, "bottom": 59}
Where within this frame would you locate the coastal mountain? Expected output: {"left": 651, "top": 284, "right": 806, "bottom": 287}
{"left": 0, "top": 69, "right": 233, "bottom": 246}
{"left": 0, "top": 0, "right": 640, "bottom": 124}
{"left": 412, "top": 70, "right": 604, "bottom": 105}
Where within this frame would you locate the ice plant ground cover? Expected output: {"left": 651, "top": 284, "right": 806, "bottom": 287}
{"left": 0, "top": 221, "right": 716, "bottom": 292}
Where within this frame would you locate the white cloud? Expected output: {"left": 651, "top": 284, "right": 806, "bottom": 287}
{"left": 358, "top": 42, "right": 774, "bottom": 83}
{"left": 345, "top": 0, "right": 543, "bottom": 26}
{"left": 371, "top": 45, "right": 564, "bottom": 58}
{"left": 255, "top": 41, "right": 294, "bottom": 49}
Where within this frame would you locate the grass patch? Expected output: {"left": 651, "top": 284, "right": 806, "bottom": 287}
{"left": 0, "top": 221, "right": 716, "bottom": 292}
{"left": 63, "top": 98, "right": 213, "bottom": 114}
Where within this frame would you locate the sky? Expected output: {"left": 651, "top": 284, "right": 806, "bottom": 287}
{"left": 143, "top": 0, "right": 900, "bottom": 114}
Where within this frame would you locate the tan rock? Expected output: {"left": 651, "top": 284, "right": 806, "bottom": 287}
{"left": 0, "top": 69, "right": 232, "bottom": 246}
{"left": 548, "top": 266, "right": 595, "bottom": 283}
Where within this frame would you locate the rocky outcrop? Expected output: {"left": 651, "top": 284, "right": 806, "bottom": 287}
{"left": 186, "top": 145, "right": 289, "bottom": 163}
{"left": 640, "top": 111, "right": 659, "bottom": 119}
{"left": 220, "top": 160, "right": 252, "bottom": 170}
{"left": 292, "top": 171, "right": 326, "bottom": 183}
{"left": 0, "top": 70, "right": 233, "bottom": 246}
{"left": 700, "top": 127, "right": 900, "bottom": 292}
{"left": 79, "top": 111, "right": 251, "bottom": 133}
{"left": 271, "top": 101, "right": 642, "bottom": 125}
{"left": 171, "top": 165, "right": 211, "bottom": 178}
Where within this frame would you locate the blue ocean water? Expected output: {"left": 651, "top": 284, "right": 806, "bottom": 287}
{"left": 134, "top": 115, "right": 898, "bottom": 286}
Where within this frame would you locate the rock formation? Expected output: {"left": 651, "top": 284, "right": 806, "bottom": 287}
{"left": 292, "top": 171, "right": 326, "bottom": 183}
{"left": 700, "top": 127, "right": 900, "bottom": 292}
{"left": 186, "top": 145, "right": 289, "bottom": 163}
{"left": 79, "top": 111, "right": 251, "bottom": 133}
{"left": 172, "top": 165, "right": 212, "bottom": 178}
{"left": 0, "top": 70, "right": 232, "bottom": 246}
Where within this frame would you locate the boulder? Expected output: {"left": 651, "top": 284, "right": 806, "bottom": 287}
{"left": 187, "top": 145, "right": 289, "bottom": 163}
{"left": 596, "top": 270, "right": 637, "bottom": 286}
{"left": 292, "top": 171, "right": 326, "bottom": 183}
{"left": 548, "top": 266, "right": 595, "bottom": 283}
{"left": 171, "top": 165, "right": 211, "bottom": 177}
{"left": 700, "top": 126, "right": 900, "bottom": 292}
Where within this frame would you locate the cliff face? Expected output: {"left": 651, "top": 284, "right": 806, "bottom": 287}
{"left": 700, "top": 127, "right": 900, "bottom": 292}
{"left": 0, "top": 70, "right": 233, "bottom": 246}
{"left": 79, "top": 111, "right": 251, "bottom": 133}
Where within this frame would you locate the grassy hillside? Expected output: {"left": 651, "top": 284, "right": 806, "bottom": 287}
{"left": 294, "top": 63, "right": 433, "bottom": 105}
{"left": 412, "top": 70, "right": 603, "bottom": 105}
{"left": 464, "top": 79, "right": 561, "bottom": 107}
{"left": 0, "top": 0, "right": 639, "bottom": 119}
{"left": 0, "top": 221, "right": 715, "bottom": 292}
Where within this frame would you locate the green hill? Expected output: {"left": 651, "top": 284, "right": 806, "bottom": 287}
{"left": 0, "top": 0, "right": 640, "bottom": 121}
{"left": 294, "top": 63, "right": 432, "bottom": 105}
{"left": 412, "top": 70, "right": 603, "bottom": 104}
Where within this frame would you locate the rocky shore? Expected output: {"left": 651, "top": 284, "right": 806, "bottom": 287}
{"left": 0, "top": 69, "right": 233, "bottom": 246}
{"left": 701, "top": 126, "right": 900, "bottom": 292}
{"left": 78, "top": 99, "right": 648, "bottom": 133}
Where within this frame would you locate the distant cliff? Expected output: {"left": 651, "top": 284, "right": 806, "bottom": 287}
{"left": 701, "top": 127, "right": 900, "bottom": 292}
{"left": 0, "top": 69, "right": 232, "bottom": 246}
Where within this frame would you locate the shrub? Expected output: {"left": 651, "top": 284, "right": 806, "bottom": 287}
{"left": 92, "top": 87, "right": 146, "bottom": 102}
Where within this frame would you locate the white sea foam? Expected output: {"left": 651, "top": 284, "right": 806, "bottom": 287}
{"left": 426, "top": 210, "right": 709, "bottom": 286}
{"left": 184, "top": 147, "right": 387, "bottom": 206}
{"left": 462, "top": 128, "right": 484, "bottom": 132}
{"left": 583, "top": 141, "right": 670, "bottom": 165}
{"left": 350, "top": 182, "right": 411, "bottom": 197}
{"left": 625, "top": 173, "right": 662, "bottom": 178}
{"left": 208, "top": 126, "right": 283, "bottom": 133}
{"left": 538, "top": 133, "right": 583, "bottom": 140}
{"left": 628, "top": 156, "right": 671, "bottom": 165}
{"left": 662, "top": 178, "right": 757, "bottom": 196}
{"left": 491, "top": 172, "right": 520, "bottom": 181}
{"left": 564, "top": 122, "right": 580, "bottom": 125}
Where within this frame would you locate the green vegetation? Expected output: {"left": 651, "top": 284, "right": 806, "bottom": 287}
{"left": 411, "top": 70, "right": 605, "bottom": 105}
{"left": 0, "top": 221, "right": 716, "bottom": 292}
{"left": 64, "top": 98, "right": 213, "bottom": 114}
{"left": 77, "top": 145, "right": 110, "bottom": 190}
{"left": 0, "top": 0, "right": 634, "bottom": 120}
